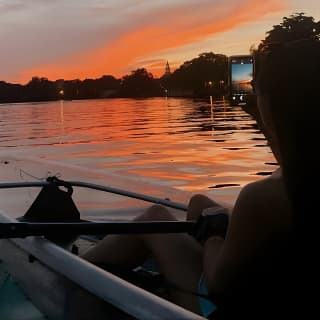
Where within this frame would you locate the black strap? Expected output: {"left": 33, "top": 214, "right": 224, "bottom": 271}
{"left": 93, "top": 263, "right": 166, "bottom": 295}
{"left": 46, "top": 176, "right": 74, "bottom": 195}
{"left": 95, "top": 262, "right": 213, "bottom": 301}
{"left": 190, "top": 213, "right": 229, "bottom": 243}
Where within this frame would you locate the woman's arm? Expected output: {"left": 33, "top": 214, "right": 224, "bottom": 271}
{"left": 203, "top": 180, "right": 280, "bottom": 298}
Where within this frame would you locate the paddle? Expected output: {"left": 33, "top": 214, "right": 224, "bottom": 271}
{"left": 0, "top": 178, "right": 193, "bottom": 239}
{"left": 0, "top": 221, "right": 196, "bottom": 239}
{"left": 0, "top": 180, "right": 188, "bottom": 211}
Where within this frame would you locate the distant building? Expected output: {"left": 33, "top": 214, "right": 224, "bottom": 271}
{"left": 164, "top": 61, "right": 171, "bottom": 76}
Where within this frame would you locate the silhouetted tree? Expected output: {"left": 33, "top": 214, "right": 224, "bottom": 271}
{"left": 78, "top": 78, "right": 98, "bottom": 98}
{"left": 163, "top": 52, "right": 228, "bottom": 97}
{"left": 119, "top": 68, "right": 161, "bottom": 97}
{"left": 261, "top": 12, "right": 320, "bottom": 46}
{"left": 24, "top": 77, "right": 57, "bottom": 101}
{"left": 94, "top": 75, "right": 120, "bottom": 98}
{"left": 62, "top": 79, "right": 80, "bottom": 100}
{"left": 0, "top": 81, "right": 24, "bottom": 102}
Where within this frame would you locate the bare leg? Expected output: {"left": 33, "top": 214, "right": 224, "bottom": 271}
{"left": 82, "top": 205, "right": 203, "bottom": 314}
{"left": 81, "top": 206, "right": 159, "bottom": 268}
{"left": 141, "top": 232, "right": 203, "bottom": 312}
{"left": 187, "top": 194, "right": 222, "bottom": 221}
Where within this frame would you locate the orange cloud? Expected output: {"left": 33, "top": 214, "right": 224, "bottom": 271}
{"left": 20, "top": 0, "right": 286, "bottom": 82}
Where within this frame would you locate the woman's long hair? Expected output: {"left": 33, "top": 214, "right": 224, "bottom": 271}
{"left": 254, "top": 39, "right": 320, "bottom": 316}
{"left": 255, "top": 39, "right": 320, "bottom": 229}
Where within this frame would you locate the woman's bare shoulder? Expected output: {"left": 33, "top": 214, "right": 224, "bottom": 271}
{"left": 240, "top": 170, "right": 286, "bottom": 201}
{"left": 233, "top": 170, "right": 292, "bottom": 229}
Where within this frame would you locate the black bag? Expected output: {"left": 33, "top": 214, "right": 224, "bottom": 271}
{"left": 20, "top": 177, "right": 81, "bottom": 223}
{"left": 18, "top": 177, "right": 83, "bottom": 246}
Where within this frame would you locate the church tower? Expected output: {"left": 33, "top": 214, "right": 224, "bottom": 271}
{"left": 164, "top": 61, "right": 171, "bottom": 76}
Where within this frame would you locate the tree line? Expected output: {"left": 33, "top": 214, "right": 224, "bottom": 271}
{"left": 1, "top": 13, "right": 318, "bottom": 103}
{"left": 0, "top": 52, "right": 228, "bottom": 103}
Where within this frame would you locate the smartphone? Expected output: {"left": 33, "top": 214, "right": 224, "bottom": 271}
{"left": 229, "top": 55, "right": 254, "bottom": 105}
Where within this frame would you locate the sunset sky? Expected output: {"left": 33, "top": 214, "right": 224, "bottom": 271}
{"left": 1, "top": 0, "right": 319, "bottom": 84}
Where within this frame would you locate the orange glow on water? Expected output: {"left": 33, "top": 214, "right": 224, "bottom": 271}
{"left": 0, "top": 98, "right": 276, "bottom": 203}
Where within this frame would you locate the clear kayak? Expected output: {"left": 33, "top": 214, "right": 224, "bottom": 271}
{"left": 0, "top": 263, "right": 46, "bottom": 320}
{"left": 0, "top": 178, "right": 207, "bottom": 320}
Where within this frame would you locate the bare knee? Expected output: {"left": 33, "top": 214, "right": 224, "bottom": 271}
{"left": 187, "top": 194, "right": 219, "bottom": 221}
{"left": 135, "top": 205, "right": 177, "bottom": 221}
{"left": 188, "top": 194, "right": 212, "bottom": 208}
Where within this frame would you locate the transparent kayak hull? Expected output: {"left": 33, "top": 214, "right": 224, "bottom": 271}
{"left": 0, "top": 263, "right": 46, "bottom": 320}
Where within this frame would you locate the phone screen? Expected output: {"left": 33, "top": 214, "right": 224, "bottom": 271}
{"left": 229, "top": 55, "right": 254, "bottom": 104}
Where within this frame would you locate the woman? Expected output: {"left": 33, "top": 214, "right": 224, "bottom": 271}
{"left": 82, "top": 38, "right": 319, "bottom": 319}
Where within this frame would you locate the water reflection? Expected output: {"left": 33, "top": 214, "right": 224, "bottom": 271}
{"left": 0, "top": 98, "right": 277, "bottom": 195}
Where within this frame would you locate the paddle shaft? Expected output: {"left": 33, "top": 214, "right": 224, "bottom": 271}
{"left": 0, "top": 221, "right": 195, "bottom": 239}
{"left": 0, "top": 180, "right": 188, "bottom": 211}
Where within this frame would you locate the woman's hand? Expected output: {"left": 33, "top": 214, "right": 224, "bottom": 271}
{"left": 190, "top": 207, "right": 229, "bottom": 244}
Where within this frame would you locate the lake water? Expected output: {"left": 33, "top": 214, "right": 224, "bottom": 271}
{"left": 0, "top": 97, "right": 278, "bottom": 319}
{"left": 0, "top": 97, "right": 277, "bottom": 202}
